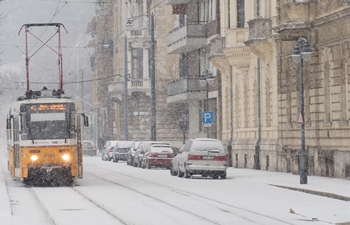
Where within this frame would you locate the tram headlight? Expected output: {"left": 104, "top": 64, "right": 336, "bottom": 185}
{"left": 62, "top": 154, "right": 70, "bottom": 161}
{"left": 30, "top": 155, "right": 38, "bottom": 161}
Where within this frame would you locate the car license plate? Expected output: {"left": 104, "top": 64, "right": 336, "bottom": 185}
{"left": 158, "top": 155, "right": 167, "bottom": 158}
{"left": 202, "top": 156, "right": 214, "bottom": 160}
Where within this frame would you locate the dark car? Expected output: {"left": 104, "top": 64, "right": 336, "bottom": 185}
{"left": 82, "top": 140, "right": 97, "bottom": 156}
{"left": 112, "top": 141, "right": 134, "bottom": 163}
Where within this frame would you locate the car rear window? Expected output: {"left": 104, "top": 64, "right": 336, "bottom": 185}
{"left": 116, "top": 148, "right": 129, "bottom": 153}
{"left": 191, "top": 140, "right": 224, "bottom": 152}
{"left": 151, "top": 147, "right": 173, "bottom": 153}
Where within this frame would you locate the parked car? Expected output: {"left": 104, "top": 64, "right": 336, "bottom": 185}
{"left": 174, "top": 138, "right": 227, "bottom": 179}
{"left": 82, "top": 140, "right": 97, "bottom": 156}
{"left": 112, "top": 141, "right": 134, "bottom": 163}
{"left": 126, "top": 141, "right": 141, "bottom": 166}
{"left": 141, "top": 144, "right": 174, "bottom": 169}
{"left": 170, "top": 145, "right": 184, "bottom": 176}
{"left": 132, "top": 141, "right": 170, "bottom": 167}
{"left": 101, "top": 141, "right": 118, "bottom": 161}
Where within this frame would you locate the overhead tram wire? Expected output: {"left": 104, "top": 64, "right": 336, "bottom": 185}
{"left": 28, "top": 1, "right": 67, "bottom": 53}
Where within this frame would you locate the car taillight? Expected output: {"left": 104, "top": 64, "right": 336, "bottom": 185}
{"left": 215, "top": 156, "right": 227, "bottom": 161}
{"left": 187, "top": 154, "right": 202, "bottom": 160}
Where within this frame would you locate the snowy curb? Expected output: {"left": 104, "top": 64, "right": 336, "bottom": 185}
{"left": 269, "top": 184, "right": 350, "bottom": 202}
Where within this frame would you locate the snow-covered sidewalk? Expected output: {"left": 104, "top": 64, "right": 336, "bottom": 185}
{"left": 0, "top": 150, "right": 12, "bottom": 225}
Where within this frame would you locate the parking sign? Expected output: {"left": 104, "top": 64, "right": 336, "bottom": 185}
{"left": 202, "top": 111, "right": 214, "bottom": 124}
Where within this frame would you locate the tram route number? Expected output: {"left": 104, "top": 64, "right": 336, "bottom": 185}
{"left": 44, "top": 154, "right": 55, "bottom": 158}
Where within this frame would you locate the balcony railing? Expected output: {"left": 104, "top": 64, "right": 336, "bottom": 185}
{"left": 246, "top": 17, "right": 272, "bottom": 44}
{"left": 128, "top": 79, "right": 150, "bottom": 93}
{"left": 126, "top": 27, "right": 149, "bottom": 39}
{"left": 167, "top": 22, "right": 207, "bottom": 54}
{"left": 167, "top": 77, "right": 206, "bottom": 96}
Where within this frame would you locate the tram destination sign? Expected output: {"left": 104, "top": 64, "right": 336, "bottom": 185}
{"left": 28, "top": 104, "right": 67, "bottom": 112}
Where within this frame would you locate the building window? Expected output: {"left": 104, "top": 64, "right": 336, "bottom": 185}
{"left": 180, "top": 53, "right": 188, "bottom": 77}
{"left": 208, "top": 0, "right": 217, "bottom": 22}
{"left": 199, "top": 1, "right": 207, "bottom": 23}
{"left": 237, "top": 0, "right": 245, "bottom": 28}
{"left": 132, "top": 48, "right": 143, "bottom": 79}
{"left": 228, "top": 0, "right": 231, "bottom": 28}
{"left": 179, "top": 14, "right": 186, "bottom": 27}
{"left": 255, "top": 0, "right": 260, "bottom": 17}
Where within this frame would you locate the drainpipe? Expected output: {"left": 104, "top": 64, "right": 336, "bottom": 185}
{"left": 254, "top": 58, "right": 261, "bottom": 170}
{"left": 228, "top": 65, "right": 233, "bottom": 167}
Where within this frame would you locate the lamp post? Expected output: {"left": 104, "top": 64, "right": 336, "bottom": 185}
{"left": 199, "top": 69, "right": 214, "bottom": 138}
{"left": 291, "top": 37, "right": 313, "bottom": 184}
{"left": 123, "top": 35, "right": 129, "bottom": 140}
{"left": 149, "top": 13, "right": 156, "bottom": 141}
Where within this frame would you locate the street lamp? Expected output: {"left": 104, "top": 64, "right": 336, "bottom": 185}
{"left": 126, "top": 13, "right": 156, "bottom": 141}
{"left": 291, "top": 37, "right": 313, "bottom": 184}
{"left": 199, "top": 69, "right": 214, "bottom": 138}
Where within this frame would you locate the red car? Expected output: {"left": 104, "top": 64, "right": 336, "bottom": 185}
{"left": 141, "top": 144, "right": 174, "bottom": 169}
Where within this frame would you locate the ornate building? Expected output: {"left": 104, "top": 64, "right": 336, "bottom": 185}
{"left": 215, "top": 0, "right": 350, "bottom": 178}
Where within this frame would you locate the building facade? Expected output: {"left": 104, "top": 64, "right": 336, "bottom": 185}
{"left": 94, "top": 0, "right": 184, "bottom": 146}
{"left": 92, "top": 0, "right": 350, "bottom": 178}
{"left": 215, "top": 0, "right": 350, "bottom": 178}
{"left": 166, "top": 0, "right": 222, "bottom": 141}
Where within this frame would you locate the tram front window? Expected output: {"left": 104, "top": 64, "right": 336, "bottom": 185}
{"left": 28, "top": 112, "right": 69, "bottom": 140}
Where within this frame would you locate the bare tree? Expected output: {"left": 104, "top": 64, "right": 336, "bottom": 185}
{"left": 166, "top": 103, "right": 189, "bottom": 144}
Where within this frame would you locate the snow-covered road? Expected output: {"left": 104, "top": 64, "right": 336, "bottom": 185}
{"left": 1, "top": 149, "right": 350, "bottom": 225}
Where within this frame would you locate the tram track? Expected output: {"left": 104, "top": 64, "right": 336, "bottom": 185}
{"left": 28, "top": 187, "right": 58, "bottom": 225}
{"left": 69, "top": 187, "right": 129, "bottom": 225}
{"left": 85, "top": 165, "right": 296, "bottom": 225}
{"left": 83, "top": 171, "right": 226, "bottom": 225}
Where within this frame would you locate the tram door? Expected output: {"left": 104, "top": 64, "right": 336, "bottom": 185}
{"left": 13, "top": 117, "right": 20, "bottom": 178}
{"left": 76, "top": 115, "right": 83, "bottom": 178}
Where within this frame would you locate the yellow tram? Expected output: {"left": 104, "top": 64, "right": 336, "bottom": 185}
{"left": 6, "top": 89, "right": 89, "bottom": 186}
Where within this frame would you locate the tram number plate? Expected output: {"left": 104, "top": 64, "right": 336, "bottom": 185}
{"left": 158, "top": 155, "right": 167, "bottom": 158}
{"left": 44, "top": 154, "right": 55, "bottom": 158}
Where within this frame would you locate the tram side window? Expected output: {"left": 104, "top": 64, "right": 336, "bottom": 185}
{"left": 20, "top": 113, "right": 28, "bottom": 140}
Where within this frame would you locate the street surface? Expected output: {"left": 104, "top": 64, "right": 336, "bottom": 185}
{"left": 1, "top": 148, "right": 349, "bottom": 225}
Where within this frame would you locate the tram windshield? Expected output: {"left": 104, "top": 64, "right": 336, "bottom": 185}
{"left": 20, "top": 103, "right": 74, "bottom": 140}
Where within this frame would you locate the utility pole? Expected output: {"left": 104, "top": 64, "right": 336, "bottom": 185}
{"left": 124, "top": 35, "right": 129, "bottom": 140}
{"left": 150, "top": 13, "right": 156, "bottom": 141}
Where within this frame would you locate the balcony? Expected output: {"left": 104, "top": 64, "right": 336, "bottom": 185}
{"left": 167, "top": 77, "right": 206, "bottom": 103}
{"left": 245, "top": 17, "right": 272, "bottom": 45}
{"left": 167, "top": 0, "right": 191, "bottom": 5}
{"left": 209, "top": 36, "right": 224, "bottom": 60}
{"left": 167, "top": 22, "right": 207, "bottom": 54}
{"left": 274, "top": 2, "right": 313, "bottom": 41}
{"left": 224, "top": 28, "right": 249, "bottom": 48}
